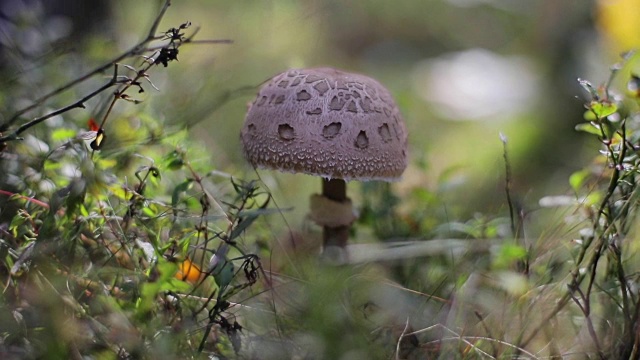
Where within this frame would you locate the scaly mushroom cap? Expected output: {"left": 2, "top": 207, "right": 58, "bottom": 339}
{"left": 241, "top": 67, "right": 408, "bottom": 181}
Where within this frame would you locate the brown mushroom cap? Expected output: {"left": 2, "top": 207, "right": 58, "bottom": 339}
{"left": 241, "top": 67, "right": 408, "bottom": 181}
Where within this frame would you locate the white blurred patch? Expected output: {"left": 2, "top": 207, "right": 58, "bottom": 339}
{"left": 23, "top": 134, "right": 49, "bottom": 154}
{"left": 539, "top": 195, "right": 577, "bottom": 207}
{"left": 412, "top": 48, "right": 539, "bottom": 121}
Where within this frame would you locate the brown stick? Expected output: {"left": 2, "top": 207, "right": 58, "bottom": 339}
{"left": 321, "top": 178, "right": 350, "bottom": 249}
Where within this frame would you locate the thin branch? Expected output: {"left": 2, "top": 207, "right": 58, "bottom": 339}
{"left": 146, "top": 0, "right": 173, "bottom": 41}
{"left": 433, "top": 336, "right": 537, "bottom": 359}
{"left": 0, "top": 189, "right": 49, "bottom": 209}
{"left": 500, "top": 133, "right": 517, "bottom": 238}
{"left": 395, "top": 317, "right": 411, "bottom": 360}
{"left": 475, "top": 311, "right": 499, "bottom": 357}
{"left": 0, "top": 0, "right": 172, "bottom": 131}
{"left": 184, "top": 39, "right": 234, "bottom": 45}
{"left": 0, "top": 65, "right": 120, "bottom": 143}
{"left": 407, "top": 323, "right": 496, "bottom": 359}
{"left": 0, "top": 0, "right": 232, "bottom": 146}
{"left": 2, "top": 54, "right": 123, "bottom": 131}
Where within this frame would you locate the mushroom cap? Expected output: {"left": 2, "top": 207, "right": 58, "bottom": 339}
{"left": 241, "top": 67, "right": 408, "bottom": 181}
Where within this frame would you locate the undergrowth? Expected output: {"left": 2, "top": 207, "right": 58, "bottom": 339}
{"left": 0, "top": 1, "right": 266, "bottom": 358}
{"left": 2, "top": 1, "right": 640, "bottom": 359}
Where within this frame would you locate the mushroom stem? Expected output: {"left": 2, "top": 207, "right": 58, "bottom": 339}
{"left": 322, "top": 178, "right": 346, "bottom": 202}
{"left": 321, "top": 178, "right": 350, "bottom": 249}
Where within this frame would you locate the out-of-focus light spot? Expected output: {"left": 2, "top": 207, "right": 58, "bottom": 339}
{"left": 596, "top": 0, "right": 640, "bottom": 54}
{"left": 412, "top": 48, "right": 539, "bottom": 121}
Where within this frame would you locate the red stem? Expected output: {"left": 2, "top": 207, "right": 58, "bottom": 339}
{"left": 0, "top": 189, "right": 49, "bottom": 209}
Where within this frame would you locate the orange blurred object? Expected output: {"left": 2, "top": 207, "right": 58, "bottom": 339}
{"left": 175, "top": 259, "right": 203, "bottom": 283}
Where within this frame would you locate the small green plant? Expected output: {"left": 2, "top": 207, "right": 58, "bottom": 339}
{"left": 524, "top": 52, "right": 640, "bottom": 359}
{"left": 351, "top": 53, "right": 640, "bottom": 359}
{"left": 0, "top": 1, "right": 273, "bottom": 358}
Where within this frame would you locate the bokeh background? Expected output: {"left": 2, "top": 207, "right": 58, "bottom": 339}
{"left": 4, "top": 0, "right": 639, "bottom": 234}
{"left": 137, "top": 0, "right": 627, "bottom": 229}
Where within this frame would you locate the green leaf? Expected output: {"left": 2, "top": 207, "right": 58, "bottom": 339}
{"left": 575, "top": 122, "right": 602, "bottom": 136}
{"left": 9, "top": 212, "right": 27, "bottom": 233}
{"left": 213, "top": 259, "right": 235, "bottom": 290}
{"left": 108, "top": 184, "right": 129, "bottom": 200}
{"left": 97, "top": 158, "right": 117, "bottom": 169}
{"left": 161, "top": 278, "right": 192, "bottom": 292}
{"left": 51, "top": 128, "right": 77, "bottom": 142}
{"left": 569, "top": 169, "right": 590, "bottom": 193}
{"left": 43, "top": 160, "right": 62, "bottom": 172}
{"left": 142, "top": 207, "right": 156, "bottom": 217}
{"left": 171, "top": 179, "right": 193, "bottom": 212}
{"left": 586, "top": 100, "right": 617, "bottom": 120}
{"left": 493, "top": 243, "right": 527, "bottom": 269}
{"left": 150, "top": 166, "right": 161, "bottom": 179}
{"left": 229, "top": 214, "right": 259, "bottom": 241}
{"left": 79, "top": 204, "right": 89, "bottom": 218}
{"left": 229, "top": 198, "right": 271, "bottom": 241}
{"left": 164, "top": 150, "right": 185, "bottom": 170}
{"left": 137, "top": 260, "right": 179, "bottom": 316}
{"left": 582, "top": 192, "right": 602, "bottom": 207}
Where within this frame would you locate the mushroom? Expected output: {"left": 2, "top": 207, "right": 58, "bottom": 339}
{"left": 240, "top": 67, "right": 407, "bottom": 260}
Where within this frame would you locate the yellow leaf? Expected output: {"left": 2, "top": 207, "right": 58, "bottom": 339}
{"left": 108, "top": 184, "right": 129, "bottom": 200}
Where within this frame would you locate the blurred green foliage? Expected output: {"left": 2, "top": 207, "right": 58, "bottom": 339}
{"left": 2, "top": 0, "right": 640, "bottom": 359}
